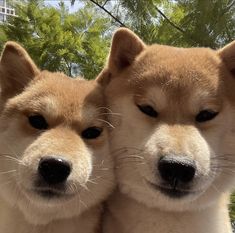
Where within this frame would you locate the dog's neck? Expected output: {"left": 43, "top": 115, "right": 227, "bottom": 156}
{"left": 0, "top": 197, "right": 101, "bottom": 233}
{"left": 104, "top": 190, "right": 232, "bottom": 233}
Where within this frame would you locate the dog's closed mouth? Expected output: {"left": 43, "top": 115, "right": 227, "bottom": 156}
{"left": 147, "top": 180, "right": 194, "bottom": 198}
{"left": 32, "top": 187, "right": 75, "bottom": 199}
{"left": 158, "top": 186, "right": 190, "bottom": 198}
{"left": 38, "top": 189, "right": 62, "bottom": 198}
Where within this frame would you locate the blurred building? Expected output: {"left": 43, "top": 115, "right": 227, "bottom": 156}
{"left": 0, "top": 0, "right": 16, "bottom": 22}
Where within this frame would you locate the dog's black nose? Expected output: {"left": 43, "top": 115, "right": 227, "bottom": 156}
{"left": 38, "top": 157, "right": 71, "bottom": 185}
{"left": 158, "top": 157, "right": 196, "bottom": 185}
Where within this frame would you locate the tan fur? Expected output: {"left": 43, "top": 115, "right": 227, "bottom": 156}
{"left": 97, "top": 28, "right": 235, "bottom": 233}
{"left": 0, "top": 42, "right": 114, "bottom": 233}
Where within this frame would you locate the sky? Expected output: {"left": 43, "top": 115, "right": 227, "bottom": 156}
{"left": 44, "top": 0, "right": 82, "bottom": 13}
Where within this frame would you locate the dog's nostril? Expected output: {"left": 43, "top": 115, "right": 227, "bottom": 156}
{"left": 38, "top": 157, "right": 71, "bottom": 185}
{"left": 158, "top": 157, "right": 196, "bottom": 185}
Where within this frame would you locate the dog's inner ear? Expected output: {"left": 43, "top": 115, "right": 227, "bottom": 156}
{"left": 218, "top": 41, "right": 235, "bottom": 77}
{"left": 0, "top": 42, "right": 40, "bottom": 98}
{"left": 97, "top": 28, "right": 145, "bottom": 86}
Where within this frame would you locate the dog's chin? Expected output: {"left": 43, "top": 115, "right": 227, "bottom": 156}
{"left": 14, "top": 182, "right": 84, "bottom": 225}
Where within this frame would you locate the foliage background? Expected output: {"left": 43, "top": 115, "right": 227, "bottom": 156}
{"left": 1, "top": 0, "right": 235, "bottom": 221}
{"left": 2, "top": 0, "right": 235, "bottom": 77}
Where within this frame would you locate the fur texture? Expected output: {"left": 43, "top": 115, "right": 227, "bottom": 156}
{"left": 97, "top": 28, "right": 235, "bottom": 233}
{"left": 0, "top": 42, "right": 114, "bottom": 233}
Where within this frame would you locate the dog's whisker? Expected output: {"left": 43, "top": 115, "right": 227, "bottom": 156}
{"left": 111, "top": 146, "right": 145, "bottom": 154}
{"left": 97, "top": 119, "right": 115, "bottom": 129}
{"left": 95, "top": 106, "right": 114, "bottom": 113}
{"left": 87, "top": 179, "right": 98, "bottom": 185}
{"left": 0, "top": 169, "right": 17, "bottom": 175}
{"left": 0, "top": 155, "right": 23, "bottom": 164}
{"left": 93, "top": 167, "right": 111, "bottom": 171}
{"left": 80, "top": 183, "right": 89, "bottom": 191}
{"left": 98, "top": 112, "right": 122, "bottom": 117}
{"left": 113, "top": 150, "right": 147, "bottom": 157}
{"left": 115, "top": 162, "right": 146, "bottom": 169}
{"left": 116, "top": 159, "right": 146, "bottom": 164}
{"left": 79, "top": 198, "right": 88, "bottom": 210}
{"left": 88, "top": 177, "right": 115, "bottom": 186}
{"left": 0, "top": 141, "right": 21, "bottom": 160}
{"left": 117, "top": 155, "right": 145, "bottom": 160}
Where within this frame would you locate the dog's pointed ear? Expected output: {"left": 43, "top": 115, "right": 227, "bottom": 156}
{"left": 218, "top": 41, "right": 235, "bottom": 77}
{"left": 0, "top": 41, "right": 40, "bottom": 98}
{"left": 97, "top": 28, "right": 146, "bottom": 86}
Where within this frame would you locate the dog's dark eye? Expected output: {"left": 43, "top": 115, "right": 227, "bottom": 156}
{"left": 28, "top": 115, "right": 48, "bottom": 130}
{"left": 137, "top": 105, "right": 158, "bottom": 118}
{"left": 196, "top": 110, "right": 219, "bottom": 123}
{"left": 82, "top": 127, "right": 102, "bottom": 139}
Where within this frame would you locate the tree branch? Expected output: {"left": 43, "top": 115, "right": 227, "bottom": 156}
{"left": 102, "top": 0, "right": 109, "bottom": 7}
{"left": 226, "top": 0, "right": 235, "bottom": 11}
{"left": 89, "top": 0, "right": 127, "bottom": 27}
{"left": 155, "top": 6, "right": 185, "bottom": 34}
{"left": 155, "top": 6, "right": 201, "bottom": 45}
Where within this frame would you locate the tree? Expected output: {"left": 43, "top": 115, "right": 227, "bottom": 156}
{"left": 0, "top": 28, "right": 7, "bottom": 51}
{"left": 81, "top": 0, "right": 235, "bottom": 48}
{"left": 0, "top": 0, "right": 111, "bottom": 79}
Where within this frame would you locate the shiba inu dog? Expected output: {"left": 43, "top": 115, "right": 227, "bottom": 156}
{"left": 97, "top": 28, "right": 235, "bottom": 233}
{"left": 0, "top": 42, "right": 114, "bottom": 233}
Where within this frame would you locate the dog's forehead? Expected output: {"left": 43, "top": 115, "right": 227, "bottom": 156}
{"left": 38, "top": 73, "right": 101, "bottom": 102}
{"left": 132, "top": 45, "right": 223, "bottom": 98}
{"left": 14, "top": 72, "right": 104, "bottom": 122}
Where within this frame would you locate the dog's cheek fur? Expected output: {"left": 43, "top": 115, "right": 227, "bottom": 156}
{"left": 0, "top": 117, "right": 37, "bottom": 214}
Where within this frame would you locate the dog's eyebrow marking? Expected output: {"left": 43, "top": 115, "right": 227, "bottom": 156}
{"left": 25, "top": 96, "right": 59, "bottom": 118}
{"left": 143, "top": 87, "right": 167, "bottom": 111}
{"left": 189, "top": 89, "right": 221, "bottom": 112}
{"left": 42, "top": 97, "right": 59, "bottom": 115}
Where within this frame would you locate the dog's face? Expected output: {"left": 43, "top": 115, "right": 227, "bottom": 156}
{"left": 97, "top": 29, "right": 235, "bottom": 211}
{"left": 0, "top": 42, "right": 114, "bottom": 224}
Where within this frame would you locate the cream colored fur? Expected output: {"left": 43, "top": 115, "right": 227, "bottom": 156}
{"left": 97, "top": 28, "right": 235, "bottom": 233}
{"left": 0, "top": 42, "right": 114, "bottom": 233}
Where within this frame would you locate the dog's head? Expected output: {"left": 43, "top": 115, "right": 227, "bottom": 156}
{"left": 0, "top": 42, "right": 114, "bottom": 224}
{"left": 97, "top": 28, "right": 235, "bottom": 211}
